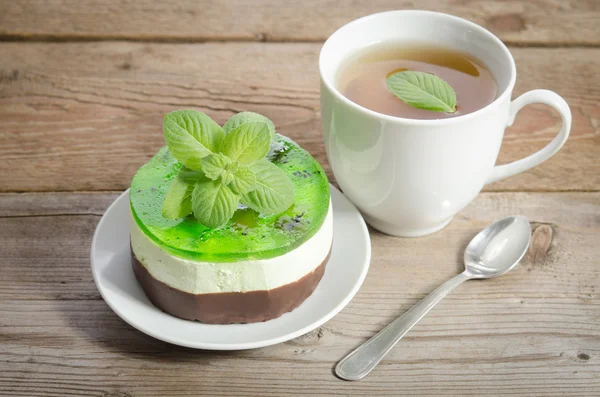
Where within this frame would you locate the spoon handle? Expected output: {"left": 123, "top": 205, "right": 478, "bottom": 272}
{"left": 335, "top": 272, "right": 471, "bottom": 381}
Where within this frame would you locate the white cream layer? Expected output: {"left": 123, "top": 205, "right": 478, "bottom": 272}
{"left": 131, "top": 203, "right": 333, "bottom": 294}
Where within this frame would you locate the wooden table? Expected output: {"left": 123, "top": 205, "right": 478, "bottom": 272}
{"left": 1, "top": 1, "right": 599, "bottom": 396}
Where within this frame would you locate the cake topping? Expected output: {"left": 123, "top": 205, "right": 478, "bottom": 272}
{"left": 161, "top": 110, "right": 294, "bottom": 229}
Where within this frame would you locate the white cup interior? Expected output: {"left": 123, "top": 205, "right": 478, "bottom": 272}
{"left": 320, "top": 11, "right": 516, "bottom": 110}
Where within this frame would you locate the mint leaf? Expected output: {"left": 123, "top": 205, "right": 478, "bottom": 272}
{"left": 191, "top": 179, "right": 239, "bottom": 228}
{"left": 241, "top": 159, "right": 294, "bottom": 214}
{"left": 223, "top": 112, "right": 275, "bottom": 140}
{"left": 220, "top": 122, "right": 271, "bottom": 164}
{"left": 163, "top": 110, "right": 224, "bottom": 170}
{"left": 162, "top": 172, "right": 195, "bottom": 220}
{"left": 201, "top": 153, "right": 232, "bottom": 181}
{"left": 167, "top": 110, "right": 224, "bottom": 152}
{"left": 229, "top": 164, "right": 256, "bottom": 195}
{"left": 386, "top": 71, "right": 456, "bottom": 113}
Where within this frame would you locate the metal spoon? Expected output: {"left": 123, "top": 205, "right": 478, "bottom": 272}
{"left": 335, "top": 216, "right": 532, "bottom": 381}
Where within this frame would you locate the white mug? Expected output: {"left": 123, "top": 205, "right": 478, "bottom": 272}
{"left": 320, "top": 11, "right": 571, "bottom": 237}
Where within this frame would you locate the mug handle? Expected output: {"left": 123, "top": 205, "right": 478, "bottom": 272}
{"left": 486, "top": 89, "right": 571, "bottom": 185}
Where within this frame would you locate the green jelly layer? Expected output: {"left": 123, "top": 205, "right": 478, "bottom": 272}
{"left": 130, "top": 134, "right": 330, "bottom": 262}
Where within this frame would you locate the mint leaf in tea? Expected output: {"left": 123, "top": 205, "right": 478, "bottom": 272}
{"left": 386, "top": 71, "right": 457, "bottom": 113}
{"left": 337, "top": 43, "right": 497, "bottom": 120}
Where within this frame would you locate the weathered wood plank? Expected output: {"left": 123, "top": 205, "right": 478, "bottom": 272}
{"left": 0, "top": 192, "right": 598, "bottom": 395}
{"left": 0, "top": 43, "right": 598, "bottom": 193}
{"left": 1, "top": 192, "right": 598, "bottom": 300}
{"left": 0, "top": 0, "right": 598, "bottom": 45}
{"left": 0, "top": 192, "right": 117, "bottom": 217}
{"left": 1, "top": 299, "right": 599, "bottom": 396}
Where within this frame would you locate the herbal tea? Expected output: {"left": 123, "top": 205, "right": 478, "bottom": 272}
{"left": 337, "top": 43, "right": 497, "bottom": 119}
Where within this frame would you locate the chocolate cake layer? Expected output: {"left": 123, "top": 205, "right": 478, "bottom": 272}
{"left": 132, "top": 249, "right": 331, "bottom": 324}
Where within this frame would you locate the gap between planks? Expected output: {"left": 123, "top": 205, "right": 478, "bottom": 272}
{"left": 0, "top": 35, "right": 599, "bottom": 48}
{"left": 0, "top": 188, "right": 599, "bottom": 195}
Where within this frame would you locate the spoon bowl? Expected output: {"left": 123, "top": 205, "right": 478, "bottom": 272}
{"left": 464, "top": 216, "right": 531, "bottom": 278}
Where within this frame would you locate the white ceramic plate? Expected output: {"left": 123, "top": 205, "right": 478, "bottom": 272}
{"left": 91, "top": 185, "right": 371, "bottom": 350}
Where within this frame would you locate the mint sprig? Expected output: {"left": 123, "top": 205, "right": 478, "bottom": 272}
{"left": 386, "top": 71, "right": 457, "bottom": 113}
{"left": 162, "top": 110, "right": 294, "bottom": 228}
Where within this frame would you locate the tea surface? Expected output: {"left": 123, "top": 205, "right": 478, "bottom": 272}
{"left": 337, "top": 43, "right": 497, "bottom": 119}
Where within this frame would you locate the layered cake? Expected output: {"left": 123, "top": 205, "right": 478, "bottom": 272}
{"left": 130, "top": 110, "right": 331, "bottom": 324}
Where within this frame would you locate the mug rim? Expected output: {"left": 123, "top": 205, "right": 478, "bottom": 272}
{"left": 319, "top": 10, "right": 517, "bottom": 125}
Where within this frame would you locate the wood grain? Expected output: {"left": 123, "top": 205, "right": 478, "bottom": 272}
{"left": 1, "top": 42, "right": 598, "bottom": 193}
{"left": 0, "top": 191, "right": 598, "bottom": 396}
{"left": 0, "top": 0, "right": 598, "bottom": 45}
